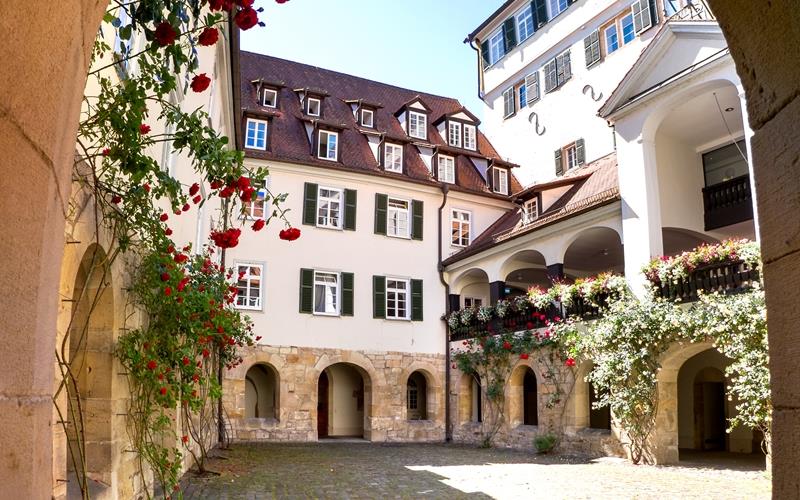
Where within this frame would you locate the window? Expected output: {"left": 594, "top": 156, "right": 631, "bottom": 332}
{"left": 525, "top": 72, "right": 540, "bottom": 105}
{"left": 113, "top": 8, "right": 132, "bottom": 74}
{"left": 522, "top": 199, "right": 538, "bottom": 224}
{"left": 387, "top": 197, "right": 410, "bottom": 238}
{"left": 489, "top": 30, "right": 505, "bottom": 65}
{"left": 492, "top": 168, "right": 509, "bottom": 195}
{"left": 408, "top": 111, "right": 427, "bottom": 139}
{"left": 664, "top": 0, "right": 681, "bottom": 17}
{"left": 243, "top": 181, "right": 268, "bottom": 219}
{"left": 502, "top": 87, "right": 516, "bottom": 118}
{"left": 245, "top": 118, "right": 268, "bottom": 150}
{"left": 306, "top": 97, "right": 321, "bottom": 116}
{"left": 605, "top": 24, "right": 619, "bottom": 54}
{"left": 632, "top": 0, "right": 654, "bottom": 34}
{"left": 361, "top": 108, "right": 374, "bottom": 128}
{"left": 464, "top": 125, "right": 477, "bottom": 150}
{"left": 621, "top": 13, "right": 635, "bottom": 44}
{"left": 519, "top": 84, "right": 527, "bottom": 109}
{"left": 702, "top": 140, "right": 749, "bottom": 187}
{"left": 549, "top": 0, "right": 569, "bottom": 18}
{"left": 408, "top": 379, "right": 418, "bottom": 410}
{"left": 317, "top": 130, "right": 338, "bottom": 161}
{"left": 565, "top": 143, "right": 578, "bottom": 170}
{"left": 262, "top": 88, "right": 277, "bottom": 108}
{"left": 464, "top": 297, "right": 483, "bottom": 308}
{"left": 316, "top": 186, "right": 342, "bottom": 229}
{"left": 448, "top": 122, "right": 462, "bottom": 147}
{"left": 386, "top": 278, "right": 409, "bottom": 319}
{"left": 313, "top": 271, "right": 339, "bottom": 315}
{"left": 438, "top": 155, "right": 455, "bottom": 184}
{"left": 451, "top": 209, "right": 471, "bottom": 247}
{"left": 516, "top": 5, "right": 535, "bottom": 42}
{"left": 544, "top": 50, "right": 571, "bottom": 93}
{"left": 235, "top": 264, "right": 263, "bottom": 310}
{"left": 584, "top": 30, "right": 601, "bottom": 68}
{"left": 384, "top": 143, "right": 403, "bottom": 173}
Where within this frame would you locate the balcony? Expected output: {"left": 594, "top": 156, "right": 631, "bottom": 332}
{"left": 702, "top": 175, "right": 753, "bottom": 231}
{"left": 651, "top": 259, "right": 760, "bottom": 303}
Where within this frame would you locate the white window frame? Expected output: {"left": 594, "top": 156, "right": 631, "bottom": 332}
{"left": 361, "top": 108, "right": 374, "bottom": 128}
{"left": 262, "top": 88, "right": 277, "bottom": 108}
{"left": 548, "top": 0, "right": 569, "bottom": 18}
{"left": 604, "top": 23, "right": 620, "bottom": 54}
{"left": 387, "top": 196, "right": 411, "bottom": 239}
{"left": 242, "top": 181, "right": 268, "bottom": 220}
{"left": 489, "top": 29, "right": 505, "bottom": 65}
{"left": 306, "top": 97, "right": 321, "bottom": 116}
{"left": 566, "top": 143, "right": 579, "bottom": 170}
{"left": 620, "top": 13, "right": 635, "bottom": 44}
{"left": 245, "top": 118, "right": 268, "bottom": 150}
{"left": 516, "top": 5, "right": 535, "bottom": 42}
{"left": 408, "top": 111, "right": 427, "bottom": 139}
{"left": 492, "top": 167, "right": 509, "bottom": 195}
{"left": 234, "top": 263, "right": 264, "bottom": 311}
{"left": 448, "top": 121, "right": 462, "bottom": 147}
{"left": 464, "top": 297, "right": 483, "bottom": 309}
{"left": 522, "top": 198, "right": 538, "bottom": 225}
{"left": 463, "top": 125, "right": 477, "bottom": 150}
{"left": 386, "top": 277, "right": 410, "bottom": 320}
{"left": 312, "top": 270, "right": 340, "bottom": 316}
{"left": 437, "top": 154, "right": 455, "bottom": 184}
{"left": 451, "top": 209, "right": 471, "bottom": 247}
{"left": 316, "top": 186, "right": 343, "bottom": 229}
{"left": 384, "top": 143, "right": 403, "bottom": 173}
{"left": 317, "top": 130, "right": 338, "bottom": 161}
{"left": 502, "top": 87, "right": 516, "bottom": 118}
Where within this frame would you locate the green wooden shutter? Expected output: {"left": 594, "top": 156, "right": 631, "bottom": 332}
{"left": 344, "top": 189, "right": 357, "bottom": 231}
{"left": 584, "top": 30, "right": 601, "bottom": 68}
{"left": 303, "top": 183, "right": 318, "bottom": 226}
{"left": 374, "top": 193, "right": 387, "bottom": 235}
{"left": 341, "top": 272, "right": 354, "bottom": 316}
{"left": 576, "top": 138, "right": 586, "bottom": 165}
{"left": 411, "top": 199, "right": 423, "bottom": 241}
{"left": 502, "top": 17, "right": 517, "bottom": 52}
{"left": 411, "top": 279, "right": 423, "bottom": 321}
{"left": 373, "top": 275, "right": 386, "bottom": 319}
{"left": 532, "top": 0, "right": 548, "bottom": 29}
{"left": 554, "top": 149, "right": 563, "bottom": 176}
{"left": 299, "top": 268, "right": 314, "bottom": 313}
{"left": 480, "top": 40, "right": 490, "bottom": 67}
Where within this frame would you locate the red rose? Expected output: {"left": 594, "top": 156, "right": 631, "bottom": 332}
{"left": 279, "top": 227, "right": 301, "bottom": 241}
{"left": 520, "top": 353, "right": 529, "bottom": 360}
{"left": 526, "top": 321, "right": 534, "bottom": 330}
{"left": 181, "top": 435, "right": 189, "bottom": 444}
{"left": 198, "top": 27, "right": 219, "bottom": 46}
{"left": 192, "top": 374, "right": 200, "bottom": 382}
{"left": 147, "top": 360, "right": 157, "bottom": 370}
{"left": 139, "top": 124, "right": 151, "bottom": 135}
{"left": 255, "top": 336, "right": 262, "bottom": 341}
{"left": 190, "top": 73, "right": 211, "bottom": 93}
{"left": 111, "top": 195, "right": 122, "bottom": 204}
{"left": 102, "top": 148, "right": 111, "bottom": 156}
{"left": 219, "top": 185, "right": 235, "bottom": 198}
{"left": 210, "top": 228, "right": 242, "bottom": 248}
{"left": 182, "top": 356, "right": 190, "bottom": 366}
{"left": 154, "top": 21, "right": 177, "bottom": 46}
{"left": 166, "top": 244, "right": 175, "bottom": 253}
{"left": 252, "top": 219, "right": 265, "bottom": 231}
{"left": 502, "top": 341, "right": 512, "bottom": 351}
{"left": 565, "top": 358, "right": 576, "bottom": 367}
{"left": 210, "top": 179, "right": 223, "bottom": 190}
{"left": 160, "top": 213, "right": 169, "bottom": 222}
{"left": 276, "top": 0, "right": 289, "bottom": 3}
{"left": 240, "top": 186, "right": 255, "bottom": 202}
{"left": 189, "top": 183, "right": 200, "bottom": 196}
{"left": 193, "top": 195, "right": 202, "bottom": 204}
{"left": 236, "top": 176, "right": 251, "bottom": 190}
{"left": 234, "top": 7, "right": 259, "bottom": 30}
{"left": 202, "top": 348, "right": 210, "bottom": 358}
{"left": 160, "top": 387, "right": 168, "bottom": 395}
{"left": 174, "top": 254, "right": 188, "bottom": 264}
{"left": 160, "top": 272, "right": 170, "bottom": 282}
{"left": 164, "top": 286, "right": 172, "bottom": 296}
{"left": 143, "top": 183, "right": 151, "bottom": 193}
{"left": 178, "top": 277, "right": 190, "bottom": 291}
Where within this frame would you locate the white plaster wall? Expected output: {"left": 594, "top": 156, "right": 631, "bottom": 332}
{"left": 327, "top": 364, "right": 363, "bottom": 436}
{"left": 460, "top": 283, "right": 490, "bottom": 307}
{"left": 443, "top": 192, "right": 512, "bottom": 260}
{"left": 655, "top": 131, "right": 706, "bottom": 235}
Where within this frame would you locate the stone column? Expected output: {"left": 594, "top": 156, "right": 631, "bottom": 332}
{"left": 737, "top": 86, "right": 761, "bottom": 243}
{"left": 489, "top": 281, "right": 506, "bottom": 304}
{"left": 0, "top": 2, "right": 107, "bottom": 498}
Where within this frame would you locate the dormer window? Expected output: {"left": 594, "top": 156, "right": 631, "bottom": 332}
{"left": 361, "top": 108, "right": 374, "bottom": 128}
{"left": 384, "top": 143, "right": 403, "bottom": 173}
{"left": 317, "top": 130, "right": 338, "bottom": 161}
{"left": 492, "top": 167, "right": 509, "bottom": 195}
{"left": 262, "top": 88, "right": 278, "bottom": 108}
{"left": 307, "top": 97, "right": 321, "bottom": 116}
{"left": 448, "top": 122, "right": 462, "bottom": 148}
{"left": 408, "top": 111, "right": 427, "bottom": 139}
{"left": 464, "top": 125, "right": 477, "bottom": 150}
{"left": 437, "top": 155, "right": 455, "bottom": 184}
{"left": 522, "top": 198, "right": 538, "bottom": 224}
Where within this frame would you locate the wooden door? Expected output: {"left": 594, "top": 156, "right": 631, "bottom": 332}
{"left": 318, "top": 371, "right": 329, "bottom": 438}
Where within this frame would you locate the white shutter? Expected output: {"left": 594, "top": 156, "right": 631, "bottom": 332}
{"left": 502, "top": 87, "right": 516, "bottom": 118}
{"left": 544, "top": 59, "right": 557, "bottom": 93}
{"left": 525, "top": 72, "right": 540, "bottom": 104}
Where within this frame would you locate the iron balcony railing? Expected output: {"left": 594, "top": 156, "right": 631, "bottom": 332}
{"left": 702, "top": 174, "right": 753, "bottom": 230}
{"left": 651, "top": 259, "right": 760, "bottom": 302}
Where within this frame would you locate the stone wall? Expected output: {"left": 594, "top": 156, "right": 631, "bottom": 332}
{"left": 223, "top": 345, "right": 446, "bottom": 443}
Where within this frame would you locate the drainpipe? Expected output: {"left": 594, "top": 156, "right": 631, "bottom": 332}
{"left": 437, "top": 183, "right": 451, "bottom": 441}
{"left": 466, "top": 37, "right": 485, "bottom": 102}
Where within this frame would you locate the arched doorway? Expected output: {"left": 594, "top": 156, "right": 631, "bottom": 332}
{"left": 245, "top": 364, "right": 278, "bottom": 419}
{"left": 523, "top": 369, "right": 538, "bottom": 426}
{"left": 407, "top": 371, "right": 428, "bottom": 420}
{"left": 588, "top": 382, "right": 611, "bottom": 430}
{"left": 318, "top": 363, "right": 369, "bottom": 439}
{"left": 508, "top": 365, "right": 538, "bottom": 427}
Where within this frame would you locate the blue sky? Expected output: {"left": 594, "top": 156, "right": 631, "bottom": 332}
{"left": 241, "top": 0, "right": 503, "bottom": 119}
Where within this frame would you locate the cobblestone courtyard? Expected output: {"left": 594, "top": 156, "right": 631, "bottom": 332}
{"left": 180, "top": 442, "right": 770, "bottom": 499}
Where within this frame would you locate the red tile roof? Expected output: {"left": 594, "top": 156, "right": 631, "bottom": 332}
{"left": 239, "top": 51, "right": 522, "bottom": 197}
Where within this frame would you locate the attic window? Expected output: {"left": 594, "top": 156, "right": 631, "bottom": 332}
{"left": 492, "top": 167, "right": 509, "bottom": 195}
{"left": 307, "top": 97, "right": 321, "bottom": 116}
{"left": 361, "top": 108, "right": 374, "bottom": 128}
{"left": 408, "top": 111, "right": 427, "bottom": 139}
{"left": 262, "top": 88, "right": 277, "bottom": 108}
{"left": 464, "top": 125, "right": 477, "bottom": 150}
{"left": 522, "top": 198, "right": 538, "bottom": 224}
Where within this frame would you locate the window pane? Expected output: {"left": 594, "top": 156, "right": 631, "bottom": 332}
{"left": 517, "top": 7, "right": 534, "bottom": 41}
{"left": 605, "top": 25, "right": 619, "bottom": 53}
{"left": 621, "top": 14, "right": 635, "bottom": 43}
{"left": 702, "top": 140, "right": 749, "bottom": 186}
{"left": 314, "top": 272, "right": 338, "bottom": 314}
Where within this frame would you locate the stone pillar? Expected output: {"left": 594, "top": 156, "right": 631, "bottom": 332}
{"left": 737, "top": 86, "right": 761, "bottom": 243}
{"left": 489, "top": 281, "right": 506, "bottom": 304}
{"left": 0, "top": 2, "right": 107, "bottom": 498}
{"left": 546, "top": 263, "right": 564, "bottom": 282}
{"left": 447, "top": 294, "right": 461, "bottom": 313}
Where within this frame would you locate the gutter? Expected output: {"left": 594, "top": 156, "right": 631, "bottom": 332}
{"left": 437, "top": 183, "right": 451, "bottom": 441}
{"left": 466, "top": 38, "right": 485, "bottom": 102}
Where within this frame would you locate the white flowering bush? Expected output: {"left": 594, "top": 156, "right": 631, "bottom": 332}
{"left": 643, "top": 238, "right": 760, "bottom": 285}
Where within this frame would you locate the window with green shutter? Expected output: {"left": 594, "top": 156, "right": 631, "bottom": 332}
{"left": 532, "top": 0, "right": 548, "bottom": 28}
{"left": 502, "top": 17, "right": 517, "bottom": 52}
{"left": 374, "top": 193, "right": 388, "bottom": 235}
{"left": 341, "top": 272, "right": 354, "bottom": 316}
{"left": 299, "top": 268, "right": 314, "bottom": 313}
{"left": 411, "top": 279, "right": 423, "bottom": 321}
{"left": 373, "top": 275, "right": 386, "bottom": 319}
{"left": 303, "top": 183, "right": 318, "bottom": 226}
{"left": 554, "top": 149, "right": 563, "bottom": 176}
{"left": 480, "top": 40, "right": 490, "bottom": 68}
{"left": 411, "top": 200, "right": 423, "bottom": 240}
{"left": 584, "top": 30, "right": 601, "bottom": 68}
{"left": 576, "top": 138, "right": 586, "bottom": 166}
{"left": 344, "top": 189, "right": 357, "bottom": 230}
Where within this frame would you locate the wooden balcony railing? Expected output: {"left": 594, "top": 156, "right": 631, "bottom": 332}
{"left": 651, "top": 260, "right": 760, "bottom": 302}
{"left": 702, "top": 174, "right": 753, "bottom": 230}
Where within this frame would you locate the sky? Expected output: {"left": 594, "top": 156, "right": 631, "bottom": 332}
{"left": 240, "top": 0, "right": 504, "bottom": 119}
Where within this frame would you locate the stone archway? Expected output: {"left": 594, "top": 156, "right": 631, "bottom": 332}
{"left": 316, "top": 362, "right": 373, "bottom": 440}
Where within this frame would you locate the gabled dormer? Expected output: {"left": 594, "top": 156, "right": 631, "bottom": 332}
{"left": 395, "top": 97, "right": 432, "bottom": 141}
{"left": 434, "top": 108, "right": 481, "bottom": 151}
{"left": 294, "top": 87, "right": 329, "bottom": 118}
{"left": 345, "top": 99, "right": 383, "bottom": 129}
{"left": 250, "top": 78, "right": 286, "bottom": 109}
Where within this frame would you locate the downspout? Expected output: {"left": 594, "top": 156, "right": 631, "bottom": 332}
{"left": 437, "top": 183, "right": 451, "bottom": 441}
{"left": 466, "top": 37, "right": 486, "bottom": 102}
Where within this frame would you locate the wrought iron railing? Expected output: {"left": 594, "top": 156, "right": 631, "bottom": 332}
{"left": 669, "top": 0, "right": 715, "bottom": 21}
{"left": 651, "top": 260, "right": 759, "bottom": 302}
{"left": 702, "top": 175, "right": 753, "bottom": 230}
